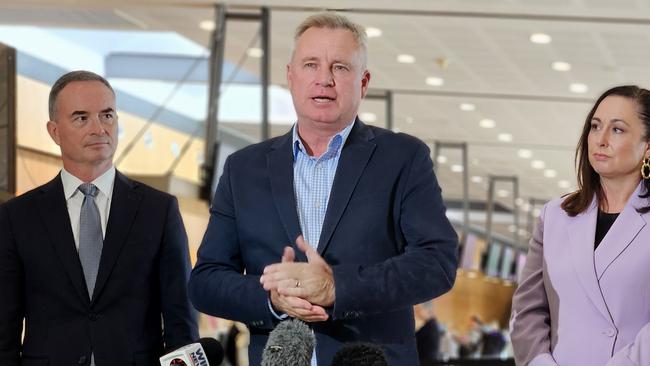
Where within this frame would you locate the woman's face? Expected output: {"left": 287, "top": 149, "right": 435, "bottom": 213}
{"left": 588, "top": 95, "right": 650, "bottom": 181}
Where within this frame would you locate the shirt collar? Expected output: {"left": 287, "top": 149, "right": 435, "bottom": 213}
{"left": 292, "top": 118, "right": 356, "bottom": 160}
{"left": 61, "top": 166, "right": 116, "bottom": 201}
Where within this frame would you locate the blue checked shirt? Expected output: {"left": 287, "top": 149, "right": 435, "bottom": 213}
{"left": 267, "top": 120, "right": 355, "bottom": 366}
{"left": 292, "top": 121, "right": 354, "bottom": 249}
{"left": 294, "top": 121, "right": 354, "bottom": 366}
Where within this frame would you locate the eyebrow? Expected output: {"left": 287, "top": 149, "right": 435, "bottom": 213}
{"left": 70, "top": 108, "right": 114, "bottom": 117}
{"left": 591, "top": 117, "right": 630, "bottom": 126}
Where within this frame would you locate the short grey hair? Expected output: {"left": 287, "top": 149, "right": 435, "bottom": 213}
{"left": 48, "top": 70, "right": 115, "bottom": 120}
{"left": 293, "top": 12, "right": 368, "bottom": 67}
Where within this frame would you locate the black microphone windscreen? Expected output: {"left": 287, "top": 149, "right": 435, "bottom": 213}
{"left": 262, "top": 318, "right": 314, "bottom": 366}
{"left": 331, "top": 342, "right": 388, "bottom": 366}
{"left": 199, "top": 337, "right": 225, "bottom": 365}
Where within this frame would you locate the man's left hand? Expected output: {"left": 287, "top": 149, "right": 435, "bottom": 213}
{"left": 260, "top": 236, "right": 336, "bottom": 307}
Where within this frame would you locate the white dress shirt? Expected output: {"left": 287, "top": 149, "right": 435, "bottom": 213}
{"left": 60, "top": 166, "right": 116, "bottom": 249}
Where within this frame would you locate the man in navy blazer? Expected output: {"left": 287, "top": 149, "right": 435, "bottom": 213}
{"left": 0, "top": 71, "right": 198, "bottom": 365}
{"left": 189, "top": 13, "right": 458, "bottom": 365}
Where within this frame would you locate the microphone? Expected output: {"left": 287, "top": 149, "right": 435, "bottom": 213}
{"left": 262, "top": 318, "right": 315, "bottom": 366}
{"left": 331, "top": 342, "right": 388, "bottom": 366}
{"left": 159, "top": 338, "right": 224, "bottom": 366}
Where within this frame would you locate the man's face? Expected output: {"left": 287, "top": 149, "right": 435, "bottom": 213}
{"left": 287, "top": 27, "right": 370, "bottom": 131}
{"left": 47, "top": 80, "right": 118, "bottom": 171}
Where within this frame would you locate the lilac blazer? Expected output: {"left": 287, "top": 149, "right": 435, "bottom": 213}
{"left": 511, "top": 182, "right": 650, "bottom": 366}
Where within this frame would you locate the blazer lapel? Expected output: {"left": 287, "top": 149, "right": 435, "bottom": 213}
{"left": 594, "top": 182, "right": 647, "bottom": 279}
{"left": 267, "top": 131, "right": 302, "bottom": 245}
{"left": 567, "top": 198, "right": 612, "bottom": 321}
{"left": 317, "top": 121, "right": 376, "bottom": 254}
{"left": 37, "top": 174, "right": 90, "bottom": 303}
{"left": 92, "top": 171, "right": 142, "bottom": 302}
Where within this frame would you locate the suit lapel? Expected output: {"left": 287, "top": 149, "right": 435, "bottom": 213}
{"left": 37, "top": 174, "right": 90, "bottom": 303}
{"left": 567, "top": 198, "right": 612, "bottom": 321}
{"left": 267, "top": 132, "right": 302, "bottom": 245}
{"left": 317, "top": 121, "right": 376, "bottom": 254}
{"left": 594, "top": 182, "right": 647, "bottom": 279}
{"left": 92, "top": 171, "right": 142, "bottom": 302}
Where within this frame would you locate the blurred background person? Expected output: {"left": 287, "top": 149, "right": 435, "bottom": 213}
{"left": 511, "top": 85, "right": 650, "bottom": 365}
{"left": 414, "top": 301, "right": 441, "bottom": 364}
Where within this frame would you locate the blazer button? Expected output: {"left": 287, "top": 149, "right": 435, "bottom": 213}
{"left": 78, "top": 355, "right": 87, "bottom": 364}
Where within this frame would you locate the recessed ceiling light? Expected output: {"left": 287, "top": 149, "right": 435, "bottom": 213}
{"left": 479, "top": 119, "right": 496, "bottom": 128}
{"left": 558, "top": 180, "right": 571, "bottom": 189}
{"left": 508, "top": 224, "right": 516, "bottom": 233}
{"left": 551, "top": 61, "right": 571, "bottom": 71}
{"left": 497, "top": 189, "right": 510, "bottom": 198}
{"left": 569, "top": 83, "right": 588, "bottom": 93}
{"left": 544, "top": 169, "right": 557, "bottom": 178}
{"left": 471, "top": 176, "right": 482, "bottom": 183}
{"left": 247, "top": 47, "right": 263, "bottom": 58}
{"left": 199, "top": 20, "right": 215, "bottom": 31}
{"left": 397, "top": 54, "right": 415, "bottom": 63}
{"left": 405, "top": 116, "right": 414, "bottom": 124}
{"left": 522, "top": 203, "right": 531, "bottom": 212}
{"left": 360, "top": 112, "right": 377, "bottom": 122}
{"left": 518, "top": 228, "right": 529, "bottom": 237}
{"left": 365, "top": 27, "right": 382, "bottom": 38}
{"left": 451, "top": 164, "right": 463, "bottom": 173}
{"left": 498, "top": 133, "right": 513, "bottom": 142}
{"left": 518, "top": 149, "right": 532, "bottom": 159}
{"left": 533, "top": 208, "right": 542, "bottom": 217}
{"left": 425, "top": 76, "right": 444, "bottom": 86}
{"left": 392, "top": 127, "right": 401, "bottom": 133}
{"left": 436, "top": 155, "right": 448, "bottom": 164}
{"left": 531, "top": 160, "right": 545, "bottom": 169}
{"left": 460, "top": 103, "right": 476, "bottom": 111}
{"left": 515, "top": 197, "right": 525, "bottom": 206}
{"left": 530, "top": 33, "right": 552, "bottom": 44}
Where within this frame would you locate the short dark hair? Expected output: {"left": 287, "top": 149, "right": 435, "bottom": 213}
{"left": 562, "top": 85, "right": 650, "bottom": 215}
{"left": 48, "top": 70, "right": 114, "bottom": 120}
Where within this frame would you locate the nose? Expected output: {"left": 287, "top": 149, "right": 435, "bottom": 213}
{"left": 597, "top": 128, "right": 609, "bottom": 147}
{"left": 316, "top": 68, "right": 334, "bottom": 87}
{"left": 88, "top": 115, "right": 107, "bottom": 135}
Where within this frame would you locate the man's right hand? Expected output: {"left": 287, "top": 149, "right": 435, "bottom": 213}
{"left": 270, "top": 290, "right": 328, "bottom": 322}
{"left": 268, "top": 246, "right": 328, "bottom": 322}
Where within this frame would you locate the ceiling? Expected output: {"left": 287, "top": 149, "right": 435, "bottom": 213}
{"left": 3, "top": 0, "right": 650, "bottom": 238}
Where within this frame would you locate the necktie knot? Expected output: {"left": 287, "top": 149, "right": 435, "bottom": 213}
{"left": 78, "top": 183, "right": 99, "bottom": 198}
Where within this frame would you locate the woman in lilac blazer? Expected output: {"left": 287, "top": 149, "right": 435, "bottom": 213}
{"left": 511, "top": 85, "right": 650, "bottom": 366}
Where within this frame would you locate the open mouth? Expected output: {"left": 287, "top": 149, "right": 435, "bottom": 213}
{"left": 312, "top": 96, "right": 335, "bottom": 103}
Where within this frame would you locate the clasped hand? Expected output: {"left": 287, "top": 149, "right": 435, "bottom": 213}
{"left": 260, "top": 236, "right": 336, "bottom": 322}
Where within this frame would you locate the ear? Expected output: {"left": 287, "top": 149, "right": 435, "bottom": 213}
{"left": 360, "top": 69, "right": 371, "bottom": 99}
{"left": 46, "top": 120, "right": 61, "bottom": 146}
{"left": 286, "top": 63, "right": 293, "bottom": 89}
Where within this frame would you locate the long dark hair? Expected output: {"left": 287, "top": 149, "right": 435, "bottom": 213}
{"left": 561, "top": 85, "right": 650, "bottom": 216}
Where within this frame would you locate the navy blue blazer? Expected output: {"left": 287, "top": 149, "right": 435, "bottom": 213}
{"left": 0, "top": 171, "right": 198, "bottom": 366}
{"left": 189, "top": 120, "right": 458, "bottom": 365}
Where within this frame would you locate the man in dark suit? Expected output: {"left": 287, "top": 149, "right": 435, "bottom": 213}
{"left": 189, "top": 12, "right": 458, "bottom": 365}
{"left": 0, "top": 71, "right": 198, "bottom": 366}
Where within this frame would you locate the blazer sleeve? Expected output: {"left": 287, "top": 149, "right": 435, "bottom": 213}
{"left": 510, "top": 204, "right": 558, "bottom": 366}
{"left": 606, "top": 323, "right": 650, "bottom": 366}
{"left": 158, "top": 196, "right": 199, "bottom": 350}
{"left": 0, "top": 204, "right": 23, "bottom": 366}
{"left": 330, "top": 142, "right": 459, "bottom": 318}
{"left": 188, "top": 157, "right": 277, "bottom": 330}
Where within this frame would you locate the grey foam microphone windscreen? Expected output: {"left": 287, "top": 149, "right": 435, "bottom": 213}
{"left": 261, "top": 318, "right": 315, "bottom": 366}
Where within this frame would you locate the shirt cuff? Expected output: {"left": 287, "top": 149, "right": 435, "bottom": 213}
{"left": 267, "top": 298, "right": 289, "bottom": 320}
